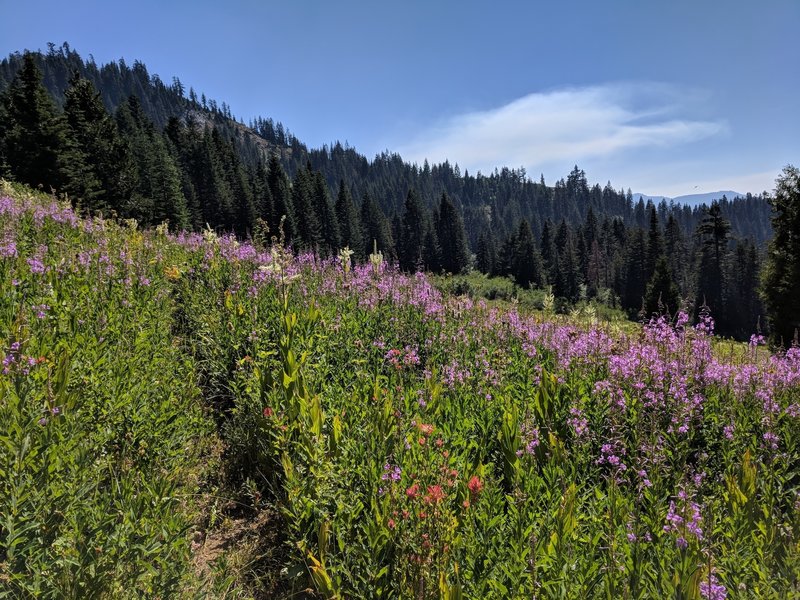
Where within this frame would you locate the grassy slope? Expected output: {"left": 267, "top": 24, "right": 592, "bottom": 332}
{"left": 2, "top": 181, "right": 799, "bottom": 599}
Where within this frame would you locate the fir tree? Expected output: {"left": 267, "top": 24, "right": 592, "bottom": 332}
{"left": 0, "top": 53, "right": 68, "bottom": 190}
{"left": 729, "top": 239, "right": 762, "bottom": 338}
{"left": 554, "top": 220, "right": 582, "bottom": 301}
{"left": 422, "top": 226, "right": 442, "bottom": 273}
{"left": 398, "top": 189, "right": 427, "bottom": 272}
{"left": 476, "top": 230, "right": 498, "bottom": 275}
{"left": 644, "top": 255, "right": 681, "bottom": 316}
{"left": 291, "top": 164, "right": 321, "bottom": 251}
{"left": 694, "top": 200, "right": 731, "bottom": 329}
{"left": 435, "top": 192, "right": 470, "bottom": 274}
{"left": 360, "top": 192, "right": 395, "bottom": 260}
{"left": 334, "top": 180, "right": 362, "bottom": 258}
{"left": 266, "top": 152, "right": 294, "bottom": 241}
{"left": 251, "top": 160, "right": 274, "bottom": 229}
{"left": 115, "top": 95, "right": 189, "bottom": 229}
{"left": 762, "top": 165, "right": 800, "bottom": 346}
{"left": 540, "top": 220, "right": 557, "bottom": 283}
{"left": 645, "top": 204, "right": 664, "bottom": 283}
{"left": 510, "top": 219, "right": 544, "bottom": 289}
{"left": 311, "top": 170, "right": 340, "bottom": 255}
{"left": 664, "top": 214, "right": 688, "bottom": 295}
{"left": 622, "top": 228, "right": 648, "bottom": 312}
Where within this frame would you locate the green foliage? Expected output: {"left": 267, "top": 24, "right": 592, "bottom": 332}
{"left": 3, "top": 182, "right": 799, "bottom": 599}
{"left": 435, "top": 192, "right": 471, "bottom": 274}
{"left": 0, "top": 184, "right": 212, "bottom": 597}
{"left": 644, "top": 255, "right": 681, "bottom": 317}
{"left": 762, "top": 165, "right": 800, "bottom": 347}
{"left": 0, "top": 47, "right": 778, "bottom": 341}
{"left": 0, "top": 53, "right": 69, "bottom": 191}
{"left": 398, "top": 188, "right": 428, "bottom": 272}
{"left": 335, "top": 179, "right": 363, "bottom": 260}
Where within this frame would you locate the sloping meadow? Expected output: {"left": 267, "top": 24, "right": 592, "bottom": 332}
{"left": 1, "top": 183, "right": 799, "bottom": 598}
{"left": 0, "top": 184, "right": 213, "bottom": 598}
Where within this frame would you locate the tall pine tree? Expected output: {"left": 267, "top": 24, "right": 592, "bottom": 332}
{"left": 334, "top": 180, "right": 362, "bottom": 258}
{"left": 694, "top": 200, "right": 730, "bottom": 329}
{"left": 398, "top": 188, "right": 428, "bottom": 272}
{"left": 509, "top": 219, "right": 544, "bottom": 289}
{"left": 762, "top": 165, "right": 800, "bottom": 346}
{"left": 435, "top": 192, "right": 470, "bottom": 274}
{"left": 0, "top": 52, "right": 68, "bottom": 191}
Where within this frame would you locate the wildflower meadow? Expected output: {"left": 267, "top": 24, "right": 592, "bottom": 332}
{"left": 1, "top": 181, "right": 799, "bottom": 598}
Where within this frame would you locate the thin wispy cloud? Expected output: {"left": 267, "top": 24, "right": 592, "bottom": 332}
{"left": 395, "top": 84, "right": 726, "bottom": 176}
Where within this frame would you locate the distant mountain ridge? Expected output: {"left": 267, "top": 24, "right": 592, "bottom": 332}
{"left": 634, "top": 191, "right": 745, "bottom": 207}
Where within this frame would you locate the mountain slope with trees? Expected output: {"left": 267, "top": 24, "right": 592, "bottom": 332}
{"left": 0, "top": 44, "right": 783, "bottom": 339}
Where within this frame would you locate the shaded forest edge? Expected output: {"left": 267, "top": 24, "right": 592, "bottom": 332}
{"left": 0, "top": 43, "right": 794, "bottom": 341}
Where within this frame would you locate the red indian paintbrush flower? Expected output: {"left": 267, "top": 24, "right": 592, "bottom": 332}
{"left": 468, "top": 476, "right": 483, "bottom": 498}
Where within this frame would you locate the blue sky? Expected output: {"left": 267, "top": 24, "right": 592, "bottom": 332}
{"left": 2, "top": 0, "right": 797, "bottom": 197}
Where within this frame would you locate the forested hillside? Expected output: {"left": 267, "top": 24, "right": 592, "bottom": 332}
{"left": 0, "top": 44, "right": 775, "bottom": 338}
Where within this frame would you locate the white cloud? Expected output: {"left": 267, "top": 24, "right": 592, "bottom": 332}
{"left": 394, "top": 84, "right": 726, "bottom": 176}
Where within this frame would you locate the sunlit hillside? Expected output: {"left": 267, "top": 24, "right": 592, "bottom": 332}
{"left": 2, "top": 181, "right": 799, "bottom": 598}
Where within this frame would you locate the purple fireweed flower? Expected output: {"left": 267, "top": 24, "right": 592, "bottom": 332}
{"left": 700, "top": 574, "right": 727, "bottom": 600}
{"left": 381, "top": 463, "right": 402, "bottom": 482}
{"left": 567, "top": 406, "right": 589, "bottom": 438}
{"left": 664, "top": 492, "right": 704, "bottom": 546}
{"left": 0, "top": 236, "right": 17, "bottom": 258}
{"left": 596, "top": 442, "right": 627, "bottom": 471}
{"left": 762, "top": 431, "right": 779, "bottom": 451}
{"left": 517, "top": 422, "right": 540, "bottom": 456}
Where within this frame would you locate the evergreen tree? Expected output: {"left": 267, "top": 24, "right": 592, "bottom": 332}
{"left": 211, "top": 131, "right": 255, "bottom": 235}
{"left": 554, "top": 220, "right": 582, "bottom": 301}
{"left": 583, "top": 206, "right": 599, "bottom": 248}
{"left": 729, "top": 239, "right": 763, "bottom": 338}
{"left": 398, "top": 189, "right": 427, "bottom": 272}
{"left": 422, "top": 226, "right": 442, "bottom": 273}
{"left": 266, "top": 152, "right": 294, "bottom": 241}
{"left": 510, "top": 220, "right": 544, "bottom": 289}
{"left": 644, "top": 255, "right": 681, "bottom": 316}
{"left": 360, "top": 192, "right": 395, "bottom": 260}
{"left": 291, "top": 164, "right": 321, "bottom": 251}
{"left": 0, "top": 53, "right": 68, "bottom": 190}
{"left": 645, "top": 203, "right": 664, "bottom": 283}
{"left": 188, "top": 127, "right": 235, "bottom": 230}
{"left": 476, "top": 229, "right": 498, "bottom": 275}
{"left": 586, "top": 239, "right": 604, "bottom": 294}
{"left": 115, "top": 95, "right": 189, "bottom": 229}
{"left": 622, "top": 228, "right": 648, "bottom": 312}
{"left": 540, "top": 219, "right": 557, "bottom": 283}
{"left": 762, "top": 165, "right": 800, "bottom": 346}
{"left": 311, "top": 170, "right": 340, "bottom": 255}
{"left": 165, "top": 116, "right": 203, "bottom": 229}
{"left": 334, "top": 180, "right": 362, "bottom": 258}
{"left": 694, "top": 200, "right": 731, "bottom": 329}
{"left": 435, "top": 192, "right": 470, "bottom": 273}
{"left": 664, "top": 214, "right": 688, "bottom": 295}
{"left": 251, "top": 160, "right": 273, "bottom": 229}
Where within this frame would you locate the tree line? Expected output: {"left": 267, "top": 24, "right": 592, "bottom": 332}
{"left": 1, "top": 48, "right": 797, "bottom": 344}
